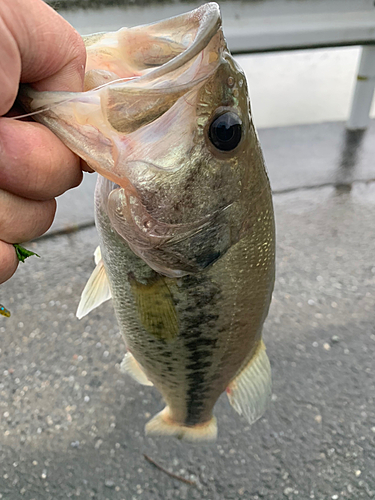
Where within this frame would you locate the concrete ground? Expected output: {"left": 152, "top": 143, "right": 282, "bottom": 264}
{"left": 1, "top": 116, "right": 374, "bottom": 499}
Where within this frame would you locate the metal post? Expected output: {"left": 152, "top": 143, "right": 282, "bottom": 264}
{"left": 347, "top": 45, "right": 375, "bottom": 130}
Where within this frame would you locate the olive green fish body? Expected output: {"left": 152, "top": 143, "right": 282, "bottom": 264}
{"left": 95, "top": 149, "right": 274, "bottom": 428}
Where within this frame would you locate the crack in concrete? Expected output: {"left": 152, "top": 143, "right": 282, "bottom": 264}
{"left": 272, "top": 177, "right": 375, "bottom": 195}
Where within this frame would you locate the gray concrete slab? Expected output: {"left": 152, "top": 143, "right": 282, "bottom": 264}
{"left": 261, "top": 121, "right": 375, "bottom": 193}
{"left": 1, "top": 177, "right": 374, "bottom": 498}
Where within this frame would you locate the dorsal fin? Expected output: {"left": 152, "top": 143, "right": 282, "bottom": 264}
{"left": 76, "top": 246, "right": 112, "bottom": 319}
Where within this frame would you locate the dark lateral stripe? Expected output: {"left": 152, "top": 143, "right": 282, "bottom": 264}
{"left": 183, "top": 332, "right": 218, "bottom": 424}
{"left": 179, "top": 275, "right": 222, "bottom": 425}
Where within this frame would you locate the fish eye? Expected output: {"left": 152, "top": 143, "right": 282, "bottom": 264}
{"left": 209, "top": 112, "right": 242, "bottom": 152}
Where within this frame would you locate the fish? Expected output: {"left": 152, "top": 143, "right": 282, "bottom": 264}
{"left": 19, "top": 2, "right": 275, "bottom": 441}
{"left": 0, "top": 304, "right": 11, "bottom": 317}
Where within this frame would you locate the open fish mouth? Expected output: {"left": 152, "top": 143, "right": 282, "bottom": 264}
{"left": 84, "top": 2, "right": 224, "bottom": 91}
{"left": 18, "top": 3, "right": 227, "bottom": 184}
{"left": 83, "top": 2, "right": 226, "bottom": 137}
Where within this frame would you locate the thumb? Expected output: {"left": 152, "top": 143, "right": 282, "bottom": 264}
{"left": 0, "top": 0, "right": 86, "bottom": 115}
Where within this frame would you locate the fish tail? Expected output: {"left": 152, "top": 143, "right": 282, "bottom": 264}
{"left": 145, "top": 408, "right": 217, "bottom": 442}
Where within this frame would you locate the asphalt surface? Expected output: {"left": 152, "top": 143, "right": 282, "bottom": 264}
{"left": 0, "top": 121, "right": 375, "bottom": 499}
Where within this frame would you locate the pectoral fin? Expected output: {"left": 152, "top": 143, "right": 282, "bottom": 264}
{"left": 129, "top": 274, "right": 179, "bottom": 341}
{"left": 226, "top": 341, "right": 272, "bottom": 425}
{"left": 76, "top": 246, "right": 112, "bottom": 319}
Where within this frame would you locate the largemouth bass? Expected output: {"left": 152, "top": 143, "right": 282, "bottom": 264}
{"left": 20, "top": 3, "right": 275, "bottom": 441}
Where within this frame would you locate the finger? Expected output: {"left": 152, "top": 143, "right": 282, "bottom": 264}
{"left": 0, "top": 240, "right": 18, "bottom": 284}
{"left": 0, "top": 118, "right": 82, "bottom": 200}
{"left": 0, "top": 0, "right": 85, "bottom": 115}
{"left": 11, "top": 0, "right": 85, "bottom": 90}
{"left": 0, "top": 189, "right": 56, "bottom": 243}
{"left": 0, "top": 11, "right": 21, "bottom": 115}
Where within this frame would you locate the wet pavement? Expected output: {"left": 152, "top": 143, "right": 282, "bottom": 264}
{"left": 1, "top": 120, "right": 375, "bottom": 500}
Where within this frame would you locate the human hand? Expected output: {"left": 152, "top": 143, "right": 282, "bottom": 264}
{"left": 0, "top": 0, "right": 86, "bottom": 283}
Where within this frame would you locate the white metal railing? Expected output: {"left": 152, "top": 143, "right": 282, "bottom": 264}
{"left": 347, "top": 46, "right": 375, "bottom": 129}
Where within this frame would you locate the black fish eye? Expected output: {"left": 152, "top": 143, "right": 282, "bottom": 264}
{"left": 209, "top": 112, "right": 242, "bottom": 152}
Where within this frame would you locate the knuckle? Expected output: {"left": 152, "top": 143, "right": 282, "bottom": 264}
{"left": 36, "top": 199, "right": 56, "bottom": 235}
{"left": 0, "top": 242, "right": 18, "bottom": 284}
{"left": 0, "top": 76, "right": 18, "bottom": 115}
{"left": 23, "top": 199, "right": 56, "bottom": 240}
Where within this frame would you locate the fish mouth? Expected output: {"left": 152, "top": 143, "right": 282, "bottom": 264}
{"left": 86, "top": 3, "right": 229, "bottom": 182}
{"left": 129, "top": 2, "right": 222, "bottom": 84}
{"left": 87, "top": 2, "right": 223, "bottom": 90}
{"left": 89, "top": 3, "right": 226, "bottom": 137}
{"left": 18, "top": 4, "right": 227, "bottom": 188}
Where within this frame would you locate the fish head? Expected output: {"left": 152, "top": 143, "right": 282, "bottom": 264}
{"left": 95, "top": 5, "right": 264, "bottom": 277}
{"left": 116, "top": 47, "right": 252, "bottom": 221}
{"left": 20, "top": 3, "right": 268, "bottom": 277}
